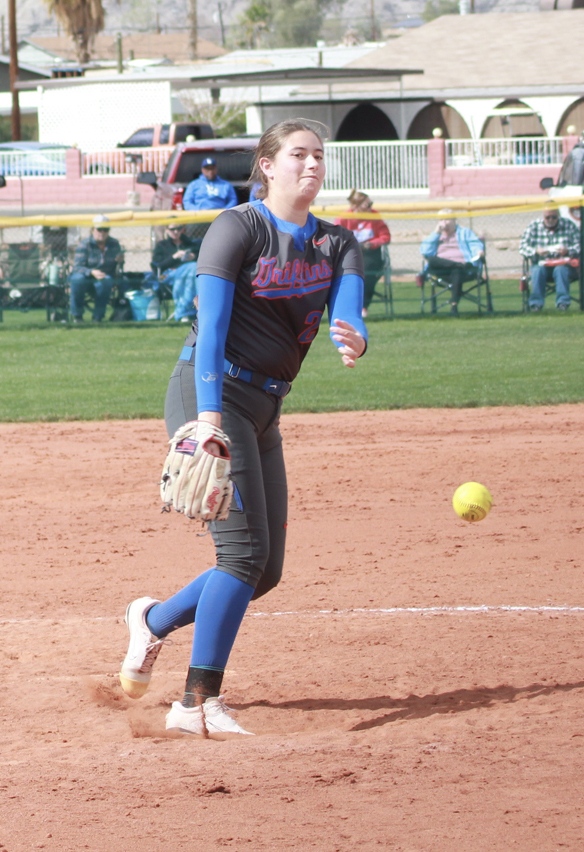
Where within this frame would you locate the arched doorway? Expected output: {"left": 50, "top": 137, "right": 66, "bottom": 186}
{"left": 336, "top": 104, "right": 398, "bottom": 141}
{"left": 558, "top": 98, "right": 584, "bottom": 135}
{"left": 481, "top": 100, "right": 545, "bottom": 138}
{"left": 407, "top": 103, "right": 470, "bottom": 139}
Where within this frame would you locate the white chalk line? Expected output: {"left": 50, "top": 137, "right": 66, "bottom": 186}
{"left": 250, "top": 605, "right": 584, "bottom": 617}
{"left": 2, "top": 605, "right": 584, "bottom": 626}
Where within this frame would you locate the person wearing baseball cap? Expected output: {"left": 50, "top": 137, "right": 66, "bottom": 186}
{"left": 182, "top": 156, "right": 238, "bottom": 211}
{"left": 68, "top": 215, "right": 124, "bottom": 322}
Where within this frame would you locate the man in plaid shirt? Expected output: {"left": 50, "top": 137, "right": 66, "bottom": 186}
{"left": 520, "top": 205, "right": 580, "bottom": 311}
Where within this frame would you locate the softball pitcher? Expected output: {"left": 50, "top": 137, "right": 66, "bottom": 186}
{"left": 119, "top": 118, "right": 368, "bottom": 737}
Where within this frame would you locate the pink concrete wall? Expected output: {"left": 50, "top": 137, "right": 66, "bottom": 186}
{"left": 0, "top": 140, "right": 576, "bottom": 211}
{"left": 427, "top": 137, "right": 567, "bottom": 199}
{"left": 0, "top": 177, "right": 153, "bottom": 209}
{"left": 0, "top": 148, "right": 154, "bottom": 213}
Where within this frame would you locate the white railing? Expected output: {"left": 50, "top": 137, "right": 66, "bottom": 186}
{"left": 0, "top": 137, "right": 565, "bottom": 188}
{"left": 447, "top": 136, "right": 564, "bottom": 168}
{"left": 322, "top": 140, "right": 428, "bottom": 192}
{"left": 0, "top": 148, "right": 67, "bottom": 177}
{"left": 82, "top": 147, "right": 173, "bottom": 176}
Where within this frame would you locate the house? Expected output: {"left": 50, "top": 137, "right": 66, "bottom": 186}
{"left": 14, "top": 41, "right": 406, "bottom": 150}
{"left": 226, "top": 10, "right": 584, "bottom": 141}
{"left": 14, "top": 11, "right": 584, "bottom": 149}
{"left": 0, "top": 56, "right": 50, "bottom": 139}
{"left": 27, "top": 33, "right": 227, "bottom": 66}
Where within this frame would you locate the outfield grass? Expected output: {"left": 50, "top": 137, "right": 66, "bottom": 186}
{"left": 1, "top": 292, "right": 583, "bottom": 421}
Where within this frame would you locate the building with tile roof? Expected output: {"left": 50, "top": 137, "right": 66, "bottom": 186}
{"left": 26, "top": 33, "right": 226, "bottom": 66}
{"left": 249, "top": 10, "right": 584, "bottom": 140}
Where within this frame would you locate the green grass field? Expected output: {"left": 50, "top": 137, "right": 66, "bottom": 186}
{"left": 1, "top": 278, "right": 583, "bottom": 422}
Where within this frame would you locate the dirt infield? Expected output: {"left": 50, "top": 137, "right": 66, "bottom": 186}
{"left": 1, "top": 405, "right": 584, "bottom": 851}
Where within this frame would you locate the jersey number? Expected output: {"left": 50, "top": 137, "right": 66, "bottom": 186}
{"left": 298, "top": 310, "right": 322, "bottom": 344}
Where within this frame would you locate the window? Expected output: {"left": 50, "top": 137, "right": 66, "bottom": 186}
{"left": 122, "top": 128, "right": 155, "bottom": 147}
{"left": 175, "top": 150, "right": 256, "bottom": 185}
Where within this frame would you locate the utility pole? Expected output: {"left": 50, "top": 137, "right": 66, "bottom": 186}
{"left": 188, "top": 0, "right": 198, "bottom": 61}
{"left": 370, "top": 0, "right": 379, "bottom": 41}
{"left": 217, "top": 1, "right": 226, "bottom": 48}
{"left": 8, "top": 0, "right": 21, "bottom": 140}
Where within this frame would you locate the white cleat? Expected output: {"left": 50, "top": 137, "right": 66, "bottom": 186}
{"left": 119, "top": 596, "right": 163, "bottom": 699}
{"left": 166, "top": 697, "right": 255, "bottom": 738}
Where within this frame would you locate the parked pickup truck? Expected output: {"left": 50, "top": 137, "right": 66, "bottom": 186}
{"left": 117, "top": 122, "right": 214, "bottom": 148}
{"left": 137, "top": 136, "right": 260, "bottom": 211}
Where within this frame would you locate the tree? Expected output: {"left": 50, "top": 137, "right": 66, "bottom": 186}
{"left": 235, "top": 0, "right": 273, "bottom": 49}
{"left": 422, "top": 0, "right": 460, "bottom": 22}
{"left": 177, "top": 90, "right": 248, "bottom": 138}
{"left": 234, "top": 0, "right": 342, "bottom": 49}
{"left": 272, "top": 0, "right": 327, "bottom": 47}
{"left": 43, "top": 0, "right": 105, "bottom": 64}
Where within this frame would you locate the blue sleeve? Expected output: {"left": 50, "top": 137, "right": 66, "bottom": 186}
{"left": 460, "top": 227, "right": 484, "bottom": 264}
{"left": 72, "top": 240, "right": 90, "bottom": 276}
{"left": 182, "top": 179, "right": 198, "bottom": 210}
{"left": 421, "top": 231, "right": 439, "bottom": 257}
{"left": 194, "top": 273, "right": 235, "bottom": 412}
{"left": 328, "top": 273, "right": 368, "bottom": 349}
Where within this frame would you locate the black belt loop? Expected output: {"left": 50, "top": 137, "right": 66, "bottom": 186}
{"left": 179, "top": 346, "right": 291, "bottom": 398}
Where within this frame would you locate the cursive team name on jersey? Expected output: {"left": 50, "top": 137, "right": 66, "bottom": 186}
{"left": 251, "top": 256, "right": 332, "bottom": 299}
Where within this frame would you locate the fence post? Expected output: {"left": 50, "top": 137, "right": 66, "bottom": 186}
{"left": 578, "top": 206, "right": 584, "bottom": 311}
{"left": 427, "top": 136, "right": 446, "bottom": 198}
{"left": 65, "top": 147, "right": 83, "bottom": 180}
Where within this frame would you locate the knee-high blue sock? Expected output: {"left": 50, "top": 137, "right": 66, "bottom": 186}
{"left": 145, "top": 568, "right": 214, "bottom": 637}
{"left": 190, "top": 570, "right": 255, "bottom": 670}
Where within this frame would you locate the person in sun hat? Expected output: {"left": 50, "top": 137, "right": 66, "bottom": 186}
{"left": 68, "top": 215, "right": 124, "bottom": 322}
{"left": 182, "top": 156, "right": 238, "bottom": 211}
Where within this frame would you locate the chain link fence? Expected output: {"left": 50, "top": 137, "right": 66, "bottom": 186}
{"left": 0, "top": 200, "right": 582, "bottom": 322}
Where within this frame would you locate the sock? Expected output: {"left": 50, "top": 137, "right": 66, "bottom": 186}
{"left": 190, "top": 570, "right": 254, "bottom": 669}
{"left": 182, "top": 667, "right": 224, "bottom": 708}
{"left": 145, "top": 568, "right": 214, "bottom": 637}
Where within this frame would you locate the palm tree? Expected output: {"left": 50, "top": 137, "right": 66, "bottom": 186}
{"left": 43, "top": 0, "right": 105, "bottom": 64}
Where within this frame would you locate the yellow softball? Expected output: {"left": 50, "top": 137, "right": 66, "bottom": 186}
{"left": 452, "top": 481, "right": 493, "bottom": 522}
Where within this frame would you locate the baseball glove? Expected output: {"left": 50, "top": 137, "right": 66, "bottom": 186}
{"left": 160, "top": 420, "right": 233, "bottom": 522}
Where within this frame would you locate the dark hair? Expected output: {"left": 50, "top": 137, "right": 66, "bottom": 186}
{"left": 249, "top": 118, "right": 327, "bottom": 201}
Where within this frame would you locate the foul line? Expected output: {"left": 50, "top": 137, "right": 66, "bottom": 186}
{"left": 2, "top": 604, "right": 584, "bottom": 627}
{"left": 250, "top": 605, "right": 584, "bottom": 617}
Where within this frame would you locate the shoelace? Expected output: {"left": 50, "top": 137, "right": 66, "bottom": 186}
{"left": 214, "top": 695, "right": 232, "bottom": 713}
{"left": 139, "top": 638, "right": 169, "bottom": 673}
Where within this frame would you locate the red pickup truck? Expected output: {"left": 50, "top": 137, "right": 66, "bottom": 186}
{"left": 137, "top": 136, "right": 260, "bottom": 211}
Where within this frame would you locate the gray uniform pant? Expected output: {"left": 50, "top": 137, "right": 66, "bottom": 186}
{"left": 164, "top": 357, "right": 288, "bottom": 599}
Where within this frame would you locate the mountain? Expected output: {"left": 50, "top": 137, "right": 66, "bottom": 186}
{"left": 4, "top": 0, "right": 423, "bottom": 47}
{"left": 2, "top": 0, "right": 541, "bottom": 55}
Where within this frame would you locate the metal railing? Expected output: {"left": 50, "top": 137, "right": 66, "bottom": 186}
{"left": 82, "top": 147, "right": 173, "bottom": 176}
{"left": 0, "top": 148, "right": 67, "bottom": 177}
{"left": 322, "top": 140, "right": 428, "bottom": 193}
{"left": 446, "top": 136, "right": 564, "bottom": 168}
{"left": 0, "top": 137, "right": 566, "bottom": 190}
